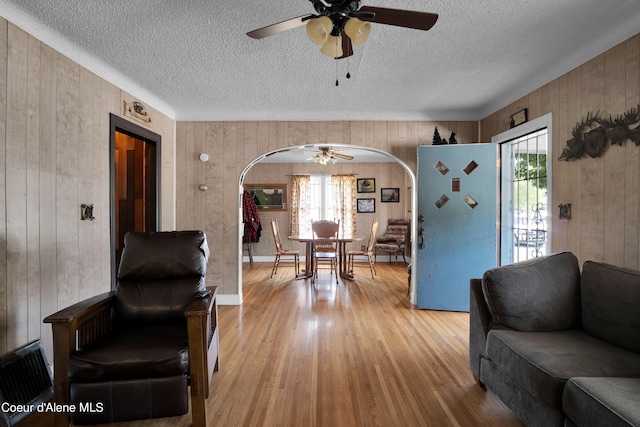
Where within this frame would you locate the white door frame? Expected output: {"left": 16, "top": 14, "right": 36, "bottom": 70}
{"left": 491, "top": 113, "right": 553, "bottom": 265}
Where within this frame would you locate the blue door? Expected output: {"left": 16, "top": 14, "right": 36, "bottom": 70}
{"left": 416, "top": 144, "right": 498, "bottom": 311}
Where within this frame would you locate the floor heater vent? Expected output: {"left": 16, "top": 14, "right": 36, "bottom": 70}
{"left": 0, "top": 340, "right": 53, "bottom": 427}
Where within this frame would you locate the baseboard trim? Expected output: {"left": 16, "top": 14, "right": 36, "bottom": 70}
{"left": 217, "top": 293, "right": 242, "bottom": 306}
{"left": 242, "top": 256, "right": 412, "bottom": 264}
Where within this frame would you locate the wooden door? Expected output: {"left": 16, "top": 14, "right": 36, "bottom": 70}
{"left": 416, "top": 144, "right": 498, "bottom": 311}
{"left": 110, "top": 115, "right": 159, "bottom": 287}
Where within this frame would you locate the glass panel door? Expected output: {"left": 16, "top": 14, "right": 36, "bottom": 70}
{"left": 501, "top": 129, "right": 549, "bottom": 264}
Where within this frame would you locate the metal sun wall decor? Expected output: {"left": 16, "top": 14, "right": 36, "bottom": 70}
{"left": 559, "top": 105, "right": 640, "bottom": 161}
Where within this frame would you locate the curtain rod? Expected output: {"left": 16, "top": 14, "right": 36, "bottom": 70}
{"left": 285, "top": 173, "right": 359, "bottom": 176}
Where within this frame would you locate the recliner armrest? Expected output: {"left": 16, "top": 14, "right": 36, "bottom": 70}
{"left": 185, "top": 286, "right": 218, "bottom": 408}
{"left": 185, "top": 288, "right": 216, "bottom": 317}
{"left": 44, "top": 291, "right": 115, "bottom": 353}
{"left": 44, "top": 291, "right": 115, "bottom": 325}
{"left": 43, "top": 291, "right": 116, "bottom": 427}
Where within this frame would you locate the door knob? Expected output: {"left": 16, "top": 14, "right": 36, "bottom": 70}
{"left": 419, "top": 227, "right": 425, "bottom": 249}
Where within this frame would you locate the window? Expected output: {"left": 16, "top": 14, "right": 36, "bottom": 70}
{"left": 290, "top": 174, "right": 356, "bottom": 237}
{"left": 308, "top": 175, "right": 332, "bottom": 223}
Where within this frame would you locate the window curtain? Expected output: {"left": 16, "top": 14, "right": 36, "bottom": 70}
{"left": 331, "top": 174, "right": 356, "bottom": 237}
{"left": 289, "top": 175, "right": 311, "bottom": 236}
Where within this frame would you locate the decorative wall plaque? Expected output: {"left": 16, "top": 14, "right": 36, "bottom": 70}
{"left": 509, "top": 108, "right": 528, "bottom": 128}
{"left": 123, "top": 101, "right": 152, "bottom": 127}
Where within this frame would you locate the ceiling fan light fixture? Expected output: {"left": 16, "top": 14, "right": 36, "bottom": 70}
{"left": 321, "top": 34, "right": 343, "bottom": 58}
{"left": 344, "top": 18, "right": 371, "bottom": 46}
{"left": 312, "top": 150, "right": 337, "bottom": 165}
{"left": 306, "top": 16, "right": 332, "bottom": 45}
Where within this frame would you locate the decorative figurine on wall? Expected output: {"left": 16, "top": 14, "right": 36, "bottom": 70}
{"left": 432, "top": 127, "right": 444, "bottom": 145}
{"left": 432, "top": 128, "right": 458, "bottom": 145}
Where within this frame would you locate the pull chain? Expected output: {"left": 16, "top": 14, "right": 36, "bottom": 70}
{"left": 335, "top": 36, "right": 340, "bottom": 86}
{"left": 334, "top": 45, "right": 353, "bottom": 86}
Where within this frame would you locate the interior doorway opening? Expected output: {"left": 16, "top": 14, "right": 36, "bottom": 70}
{"left": 109, "top": 114, "right": 161, "bottom": 288}
{"left": 237, "top": 143, "right": 418, "bottom": 304}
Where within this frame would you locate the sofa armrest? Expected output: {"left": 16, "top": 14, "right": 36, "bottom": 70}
{"left": 469, "top": 278, "right": 491, "bottom": 384}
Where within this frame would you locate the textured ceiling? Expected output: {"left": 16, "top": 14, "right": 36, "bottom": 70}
{"left": 2, "top": 0, "right": 640, "bottom": 122}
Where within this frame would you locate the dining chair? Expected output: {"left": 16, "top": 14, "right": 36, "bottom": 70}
{"left": 269, "top": 219, "right": 300, "bottom": 278}
{"left": 311, "top": 219, "right": 340, "bottom": 284}
{"left": 348, "top": 218, "right": 379, "bottom": 279}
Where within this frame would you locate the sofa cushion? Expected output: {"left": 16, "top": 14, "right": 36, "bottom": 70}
{"left": 563, "top": 377, "right": 640, "bottom": 427}
{"left": 482, "top": 252, "right": 580, "bottom": 331}
{"left": 581, "top": 261, "right": 640, "bottom": 353}
{"left": 484, "top": 329, "right": 640, "bottom": 409}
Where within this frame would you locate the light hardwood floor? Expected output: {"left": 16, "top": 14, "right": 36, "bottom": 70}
{"left": 90, "top": 262, "right": 522, "bottom": 427}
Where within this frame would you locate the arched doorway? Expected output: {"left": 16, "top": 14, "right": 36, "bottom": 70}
{"left": 237, "top": 143, "right": 418, "bottom": 303}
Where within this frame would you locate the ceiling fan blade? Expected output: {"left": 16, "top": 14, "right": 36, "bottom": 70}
{"left": 349, "top": 11, "right": 376, "bottom": 20}
{"left": 332, "top": 152, "right": 354, "bottom": 160}
{"left": 337, "top": 35, "right": 353, "bottom": 59}
{"left": 247, "top": 14, "right": 314, "bottom": 39}
{"left": 358, "top": 6, "right": 438, "bottom": 31}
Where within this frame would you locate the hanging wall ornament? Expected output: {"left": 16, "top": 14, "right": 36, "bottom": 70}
{"left": 602, "top": 108, "right": 640, "bottom": 145}
{"left": 583, "top": 126, "right": 607, "bottom": 158}
{"left": 559, "top": 106, "right": 640, "bottom": 161}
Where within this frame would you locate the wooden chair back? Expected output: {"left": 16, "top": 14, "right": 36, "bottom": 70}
{"left": 365, "top": 219, "right": 380, "bottom": 253}
{"left": 270, "top": 219, "right": 284, "bottom": 253}
{"left": 312, "top": 220, "right": 339, "bottom": 253}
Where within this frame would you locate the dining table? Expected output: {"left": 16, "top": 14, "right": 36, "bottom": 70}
{"left": 288, "top": 234, "right": 362, "bottom": 280}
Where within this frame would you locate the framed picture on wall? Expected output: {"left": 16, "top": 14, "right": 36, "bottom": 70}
{"left": 357, "top": 178, "right": 375, "bottom": 193}
{"left": 244, "top": 184, "right": 287, "bottom": 211}
{"left": 381, "top": 188, "right": 400, "bottom": 203}
{"left": 357, "top": 198, "right": 376, "bottom": 213}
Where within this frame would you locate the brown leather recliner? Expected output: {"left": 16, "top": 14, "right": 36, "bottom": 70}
{"left": 44, "top": 230, "right": 219, "bottom": 427}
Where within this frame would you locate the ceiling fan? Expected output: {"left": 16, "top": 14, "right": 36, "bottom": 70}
{"left": 307, "top": 146, "right": 354, "bottom": 164}
{"left": 247, "top": 0, "right": 438, "bottom": 58}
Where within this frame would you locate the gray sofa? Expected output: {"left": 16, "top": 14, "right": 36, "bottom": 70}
{"left": 470, "top": 251, "right": 640, "bottom": 427}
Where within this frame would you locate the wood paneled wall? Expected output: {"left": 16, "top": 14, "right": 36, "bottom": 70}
{"left": 0, "top": 19, "right": 176, "bottom": 359}
{"left": 175, "top": 121, "right": 478, "bottom": 297}
{"left": 482, "top": 33, "right": 640, "bottom": 268}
